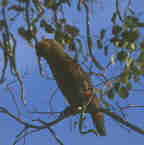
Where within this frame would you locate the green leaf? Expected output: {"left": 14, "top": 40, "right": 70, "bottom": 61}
{"left": 101, "top": 98, "right": 109, "bottom": 108}
{"left": 118, "top": 87, "right": 129, "bottom": 99}
{"left": 104, "top": 45, "right": 109, "bottom": 56}
{"left": 111, "top": 12, "right": 117, "bottom": 24}
{"left": 44, "top": 0, "right": 57, "bottom": 9}
{"left": 121, "top": 30, "right": 140, "bottom": 42}
{"left": 107, "top": 89, "right": 114, "bottom": 100}
{"left": 119, "top": 40, "right": 128, "bottom": 48}
{"left": 130, "top": 64, "right": 141, "bottom": 81}
{"left": 111, "top": 37, "right": 120, "bottom": 47}
{"left": 97, "top": 39, "right": 103, "bottom": 49}
{"left": 137, "top": 52, "right": 144, "bottom": 62}
{"left": 137, "top": 61, "right": 144, "bottom": 75}
{"left": 126, "top": 82, "right": 133, "bottom": 90}
{"left": 64, "top": 24, "right": 79, "bottom": 37}
{"left": 114, "top": 82, "right": 120, "bottom": 92}
{"left": 129, "top": 43, "right": 136, "bottom": 50}
{"left": 120, "top": 71, "right": 131, "bottom": 83}
{"left": 124, "top": 16, "right": 139, "bottom": 28}
{"left": 111, "top": 55, "right": 115, "bottom": 64}
{"left": 93, "top": 88, "right": 102, "bottom": 96}
{"left": 126, "top": 57, "right": 133, "bottom": 68}
{"left": 117, "top": 51, "right": 128, "bottom": 62}
{"left": 100, "top": 29, "right": 106, "bottom": 40}
{"left": 112, "top": 25, "right": 122, "bottom": 35}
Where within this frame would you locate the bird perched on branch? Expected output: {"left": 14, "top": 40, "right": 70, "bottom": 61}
{"left": 36, "top": 38, "right": 106, "bottom": 136}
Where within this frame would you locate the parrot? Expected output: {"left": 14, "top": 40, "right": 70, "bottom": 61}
{"left": 36, "top": 38, "right": 106, "bottom": 136}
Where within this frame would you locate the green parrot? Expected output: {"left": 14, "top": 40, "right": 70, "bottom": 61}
{"left": 37, "top": 38, "right": 106, "bottom": 136}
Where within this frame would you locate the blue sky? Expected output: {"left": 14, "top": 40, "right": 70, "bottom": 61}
{"left": 0, "top": 0, "right": 144, "bottom": 145}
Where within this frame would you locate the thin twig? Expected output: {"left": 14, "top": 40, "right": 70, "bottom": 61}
{"left": 38, "top": 119, "right": 64, "bottom": 145}
{"left": 6, "top": 84, "right": 21, "bottom": 118}
{"left": 82, "top": 1, "right": 105, "bottom": 71}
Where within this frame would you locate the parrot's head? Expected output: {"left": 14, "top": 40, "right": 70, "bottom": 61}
{"left": 37, "top": 38, "right": 66, "bottom": 60}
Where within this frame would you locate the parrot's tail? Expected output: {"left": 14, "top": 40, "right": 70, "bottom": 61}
{"left": 90, "top": 112, "right": 106, "bottom": 136}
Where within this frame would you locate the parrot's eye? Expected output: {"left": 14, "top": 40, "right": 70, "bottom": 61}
{"left": 77, "top": 106, "right": 82, "bottom": 110}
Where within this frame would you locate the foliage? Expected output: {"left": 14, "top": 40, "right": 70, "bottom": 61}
{"left": 0, "top": 0, "right": 144, "bottom": 144}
